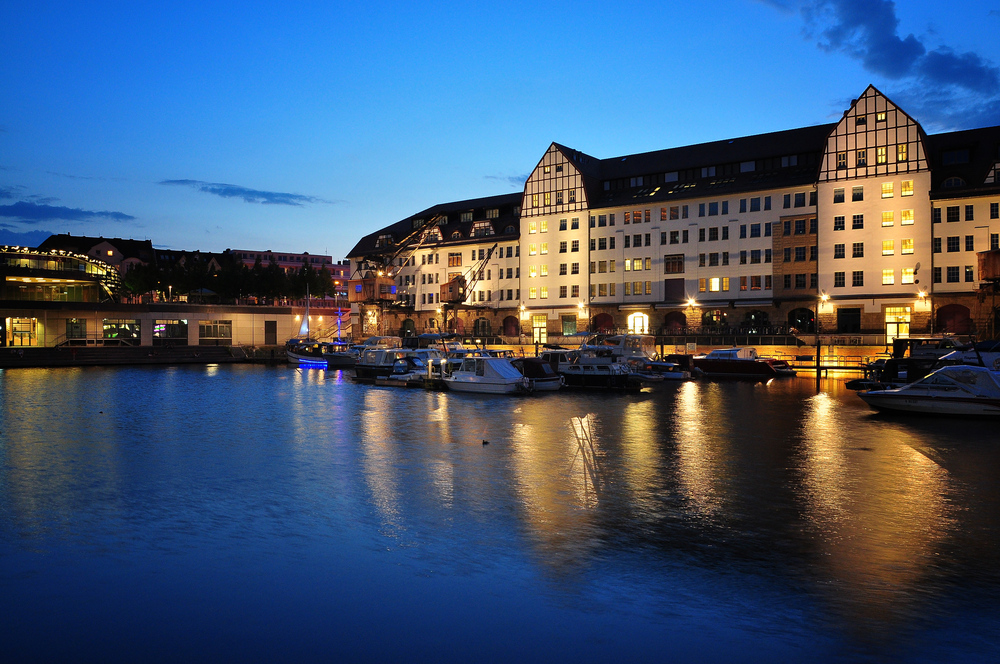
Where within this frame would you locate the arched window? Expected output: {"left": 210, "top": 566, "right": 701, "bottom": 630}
{"left": 503, "top": 225, "right": 516, "bottom": 235}
{"left": 451, "top": 231, "right": 463, "bottom": 240}
{"left": 627, "top": 312, "right": 649, "bottom": 334}
{"left": 942, "top": 177, "right": 967, "bottom": 188}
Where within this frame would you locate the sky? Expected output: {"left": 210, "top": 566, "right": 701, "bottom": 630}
{"left": 2, "top": 0, "right": 1000, "bottom": 260}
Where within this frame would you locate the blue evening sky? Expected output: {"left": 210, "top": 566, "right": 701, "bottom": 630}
{"left": 2, "top": 1, "right": 999, "bottom": 261}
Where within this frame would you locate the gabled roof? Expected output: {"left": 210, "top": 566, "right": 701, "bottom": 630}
{"left": 347, "top": 192, "right": 522, "bottom": 260}
{"left": 37, "top": 234, "right": 155, "bottom": 261}
{"left": 926, "top": 125, "right": 1000, "bottom": 198}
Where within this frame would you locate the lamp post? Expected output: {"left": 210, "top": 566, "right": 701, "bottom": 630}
{"left": 816, "top": 294, "right": 828, "bottom": 391}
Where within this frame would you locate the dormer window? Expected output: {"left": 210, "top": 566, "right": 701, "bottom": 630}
{"left": 460, "top": 211, "right": 473, "bottom": 222}
{"left": 374, "top": 234, "right": 394, "bottom": 248}
{"left": 486, "top": 208, "right": 499, "bottom": 219}
{"left": 451, "top": 231, "right": 463, "bottom": 240}
{"left": 471, "top": 221, "right": 494, "bottom": 238}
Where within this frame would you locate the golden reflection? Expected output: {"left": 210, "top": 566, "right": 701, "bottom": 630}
{"left": 673, "top": 381, "right": 731, "bottom": 518}
{"left": 358, "top": 388, "right": 405, "bottom": 537}
{"left": 798, "top": 394, "right": 954, "bottom": 629}
{"left": 617, "top": 399, "right": 664, "bottom": 517}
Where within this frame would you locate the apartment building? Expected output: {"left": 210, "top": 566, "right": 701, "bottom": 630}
{"left": 348, "top": 85, "right": 1000, "bottom": 341}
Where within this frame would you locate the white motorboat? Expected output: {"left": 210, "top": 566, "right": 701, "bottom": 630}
{"left": 443, "top": 357, "right": 531, "bottom": 394}
{"left": 857, "top": 365, "right": 1000, "bottom": 416}
{"left": 579, "top": 334, "right": 692, "bottom": 380}
{"left": 511, "top": 357, "right": 564, "bottom": 391}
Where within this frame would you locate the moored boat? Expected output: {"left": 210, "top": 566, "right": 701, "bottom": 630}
{"left": 693, "top": 347, "right": 795, "bottom": 379}
{"left": 443, "top": 356, "right": 531, "bottom": 394}
{"left": 511, "top": 356, "right": 564, "bottom": 391}
{"left": 857, "top": 365, "right": 1000, "bottom": 416}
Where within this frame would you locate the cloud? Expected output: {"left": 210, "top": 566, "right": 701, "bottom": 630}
{"left": 0, "top": 227, "right": 57, "bottom": 248}
{"left": 160, "top": 179, "right": 330, "bottom": 206}
{"left": 0, "top": 201, "right": 135, "bottom": 224}
{"left": 785, "top": 0, "right": 1000, "bottom": 129}
{"left": 0, "top": 185, "right": 20, "bottom": 200}
{"left": 484, "top": 174, "right": 529, "bottom": 188}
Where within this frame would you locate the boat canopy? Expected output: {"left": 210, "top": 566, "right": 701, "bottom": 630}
{"left": 702, "top": 347, "right": 759, "bottom": 360}
{"left": 459, "top": 357, "right": 525, "bottom": 379}
{"left": 907, "top": 365, "right": 1000, "bottom": 397}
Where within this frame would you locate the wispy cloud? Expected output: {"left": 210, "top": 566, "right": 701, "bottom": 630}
{"left": 778, "top": 0, "right": 1000, "bottom": 129}
{"left": 160, "top": 179, "right": 331, "bottom": 206}
{"left": 46, "top": 171, "right": 126, "bottom": 182}
{"left": 0, "top": 226, "right": 57, "bottom": 248}
{"left": 484, "top": 174, "right": 529, "bottom": 188}
{"left": 0, "top": 201, "right": 135, "bottom": 224}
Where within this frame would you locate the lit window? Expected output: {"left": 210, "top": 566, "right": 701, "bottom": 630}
{"left": 877, "top": 147, "right": 887, "bottom": 164}
{"left": 709, "top": 277, "right": 721, "bottom": 292}
{"left": 529, "top": 244, "right": 537, "bottom": 256}
{"left": 539, "top": 219, "right": 548, "bottom": 233}
{"left": 901, "top": 239, "right": 914, "bottom": 255}
{"left": 897, "top": 144, "right": 908, "bottom": 162}
{"left": 531, "top": 194, "right": 538, "bottom": 207}
{"left": 901, "top": 268, "right": 915, "bottom": 284}
{"left": 901, "top": 180, "right": 914, "bottom": 196}
{"left": 882, "top": 211, "right": 894, "bottom": 226}
{"left": 882, "top": 269, "right": 895, "bottom": 285}
{"left": 544, "top": 192, "right": 551, "bottom": 206}
{"left": 540, "top": 242, "right": 548, "bottom": 255}
{"left": 877, "top": 111, "right": 886, "bottom": 122}
{"left": 882, "top": 240, "right": 894, "bottom": 255}
{"left": 529, "top": 287, "right": 537, "bottom": 299}
{"left": 901, "top": 209, "right": 914, "bottom": 225}
{"left": 881, "top": 182, "right": 893, "bottom": 198}
{"left": 540, "top": 287, "right": 548, "bottom": 299}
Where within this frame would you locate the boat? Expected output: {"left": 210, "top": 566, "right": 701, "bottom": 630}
{"left": 511, "top": 356, "right": 564, "bottom": 391}
{"left": 354, "top": 348, "right": 427, "bottom": 382}
{"left": 857, "top": 365, "right": 1000, "bottom": 416}
{"left": 537, "top": 348, "right": 643, "bottom": 390}
{"left": 443, "top": 356, "right": 531, "bottom": 394}
{"left": 578, "top": 334, "right": 691, "bottom": 381}
{"left": 692, "top": 347, "right": 796, "bottom": 378}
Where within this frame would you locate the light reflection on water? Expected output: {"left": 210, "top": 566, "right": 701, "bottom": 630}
{"left": 1, "top": 365, "right": 998, "bottom": 662}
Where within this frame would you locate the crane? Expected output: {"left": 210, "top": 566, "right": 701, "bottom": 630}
{"left": 348, "top": 213, "right": 444, "bottom": 305}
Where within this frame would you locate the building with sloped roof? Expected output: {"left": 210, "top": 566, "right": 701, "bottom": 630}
{"left": 349, "top": 85, "right": 1000, "bottom": 341}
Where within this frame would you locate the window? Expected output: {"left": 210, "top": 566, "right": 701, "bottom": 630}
{"left": 559, "top": 241, "right": 567, "bottom": 253}
{"left": 856, "top": 115, "right": 867, "bottom": 126}
{"left": 599, "top": 237, "right": 607, "bottom": 250}
{"left": 764, "top": 249, "right": 771, "bottom": 263}
{"left": 750, "top": 223, "right": 761, "bottom": 238}
{"left": 664, "top": 254, "right": 684, "bottom": 274}
{"left": 783, "top": 274, "right": 792, "bottom": 289}
{"left": 682, "top": 230, "right": 688, "bottom": 243}
{"left": 660, "top": 232, "right": 667, "bottom": 245}
{"left": 882, "top": 240, "right": 894, "bottom": 256}
{"left": 784, "top": 221, "right": 792, "bottom": 235}
{"left": 709, "top": 253, "right": 719, "bottom": 267}
{"left": 795, "top": 219, "right": 806, "bottom": 234}
{"left": 740, "top": 199, "right": 747, "bottom": 213}
{"left": 529, "top": 243, "right": 537, "bottom": 256}
{"left": 559, "top": 263, "right": 567, "bottom": 276}
{"left": 571, "top": 218, "right": 580, "bottom": 230}
{"left": 901, "top": 238, "right": 914, "bottom": 255}
{"left": 966, "top": 266, "right": 975, "bottom": 283}
{"left": 902, "top": 268, "right": 915, "bottom": 284}
{"left": 933, "top": 237, "right": 942, "bottom": 253}
{"left": 966, "top": 205, "right": 974, "bottom": 221}
{"left": 795, "top": 274, "right": 806, "bottom": 289}
{"left": 635, "top": 234, "right": 643, "bottom": 247}
{"left": 540, "top": 242, "right": 548, "bottom": 255}
{"left": 544, "top": 192, "right": 551, "bottom": 205}
{"left": 529, "top": 287, "right": 537, "bottom": 299}
{"left": 569, "top": 190, "right": 576, "bottom": 203}
{"left": 834, "top": 243, "right": 845, "bottom": 259}
{"left": 540, "top": 219, "right": 548, "bottom": 233}
{"left": 882, "top": 269, "right": 894, "bottom": 285}
{"left": 994, "top": 233, "right": 1000, "bottom": 250}
{"left": 670, "top": 231, "right": 679, "bottom": 244}
{"left": 699, "top": 254, "right": 706, "bottom": 267}
{"left": 877, "top": 111, "right": 887, "bottom": 122}
{"left": 741, "top": 250, "right": 748, "bottom": 265}
{"left": 947, "top": 266, "right": 959, "bottom": 283}
{"left": 837, "top": 152, "right": 847, "bottom": 169}
{"left": 597, "top": 261, "right": 606, "bottom": 273}
{"left": 670, "top": 206, "right": 679, "bottom": 220}
{"left": 852, "top": 271, "right": 864, "bottom": 287}
{"left": 697, "top": 206, "right": 704, "bottom": 218}
{"left": 834, "top": 216, "right": 845, "bottom": 231}
{"left": 571, "top": 240, "right": 579, "bottom": 252}
{"left": 834, "top": 272, "right": 846, "bottom": 287}
{"left": 992, "top": 202, "right": 999, "bottom": 219}
{"left": 783, "top": 194, "right": 791, "bottom": 209}
{"left": 966, "top": 235, "right": 975, "bottom": 252}
{"left": 881, "top": 182, "right": 893, "bottom": 198}
{"left": 933, "top": 208, "right": 942, "bottom": 223}
{"left": 698, "top": 228, "right": 706, "bottom": 242}
{"left": 901, "top": 209, "right": 914, "bottom": 225}
{"left": 749, "top": 197, "right": 760, "bottom": 212}
{"left": 933, "top": 267, "right": 942, "bottom": 283}
{"left": 540, "top": 287, "right": 548, "bottom": 299}
{"left": 901, "top": 180, "right": 913, "bottom": 196}
{"left": 882, "top": 211, "right": 894, "bottom": 227}
{"left": 856, "top": 150, "right": 867, "bottom": 167}
{"left": 853, "top": 242, "right": 864, "bottom": 258}
{"left": 559, "top": 219, "right": 567, "bottom": 231}
{"left": 947, "top": 236, "right": 960, "bottom": 252}
{"left": 740, "top": 224, "right": 747, "bottom": 239}
{"left": 448, "top": 252, "right": 462, "bottom": 267}
{"left": 644, "top": 233, "right": 651, "bottom": 247}
{"left": 540, "top": 264, "right": 548, "bottom": 277}
{"left": 794, "top": 246, "right": 806, "bottom": 262}
{"left": 723, "top": 251, "right": 730, "bottom": 265}
{"left": 528, "top": 265, "right": 537, "bottom": 278}
{"left": 751, "top": 249, "right": 762, "bottom": 264}
{"left": 877, "top": 147, "right": 887, "bottom": 164}
{"left": 708, "top": 227, "right": 718, "bottom": 241}
{"left": 559, "top": 286, "right": 567, "bottom": 298}
{"left": 764, "top": 196, "right": 771, "bottom": 210}
{"left": 571, "top": 262, "right": 579, "bottom": 275}
{"left": 782, "top": 248, "right": 791, "bottom": 262}
{"left": 834, "top": 188, "right": 845, "bottom": 203}
{"left": 572, "top": 284, "right": 580, "bottom": 297}
{"left": 794, "top": 192, "right": 806, "bottom": 207}
{"left": 852, "top": 186, "right": 864, "bottom": 202}
{"left": 897, "top": 144, "right": 908, "bottom": 161}
{"left": 852, "top": 214, "right": 864, "bottom": 229}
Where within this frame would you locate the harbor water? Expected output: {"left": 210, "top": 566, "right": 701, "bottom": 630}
{"left": 1, "top": 365, "right": 998, "bottom": 662}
